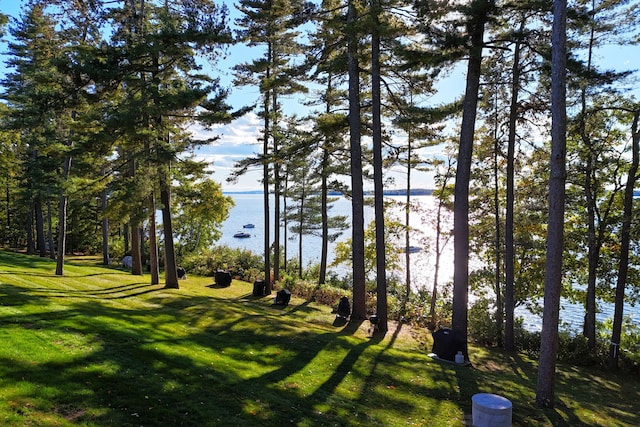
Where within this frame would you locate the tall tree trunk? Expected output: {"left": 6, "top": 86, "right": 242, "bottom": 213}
{"left": 536, "top": 0, "right": 567, "bottom": 407}
{"left": 319, "top": 147, "right": 329, "bottom": 285}
{"left": 347, "top": 0, "right": 366, "bottom": 321}
{"left": 492, "top": 103, "right": 503, "bottom": 348}
{"left": 47, "top": 198, "right": 55, "bottom": 259}
{"left": 261, "top": 39, "right": 272, "bottom": 295}
{"left": 452, "top": 0, "right": 489, "bottom": 358}
{"left": 607, "top": 109, "right": 639, "bottom": 369}
{"left": 283, "top": 178, "right": 289, "bottom": 272}
{"left": 149, "top": 193, "right": 159, "bottom": 285}
{"left": 55, "top": 155, "right": 72, "bottom": 276}
{"left": 319, "top": 74, "right": 333, "bottom": 286}
{"left": 429, "top": 161, "right": 453, "bottom": 330}
{"left": 581, "top": 11, "right": 598, "bottom": 349}
{"left": 429, "top": 191, "right": 443, "bottom": 329}
{"left": 160, "top": 169, "right": 179, "bottom": 289}
{"left": 298, "top": 186, "right": 305, "bottom": 278}
{"left": 123, "top": 222, "right": 130, "bottom": 256}
{"left": 26, "top": 207, "right": 35, "bottom": 255}
{"left": 101, "top": 165, "right": 110, "bottom": 265}
{"left": 404, "top": 131, "right": 412, "bottom": 313}
{"left": 273, "top": 91, "right": 281, "bottom": 286}
{"left": 263, "top": 90, "right": 272, "bottom": 295}
{"left": 583, "top": 173, "right": 599, "bottom": 348}
{"left": 129, "top": 155, "right": 143, "bottom": 276}
{"left": 5, "top": 173, "right": 11, "bottom": 248}
{"left": 130, "top": 224, "right": 143, "bottom": 275}
{"left": 35, "top": 193, "right": 46, "bottom": 257}
{"left": 504, "top": 25, "right": 524, "bottom": 352}
{"left": 371, "top": 0, "right": 387, "bottom": 333}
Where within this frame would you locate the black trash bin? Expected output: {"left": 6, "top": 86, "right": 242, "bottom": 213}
{"left": 215, "top": 270, "right": 232, "bottom": 287}
{"left": 432, "top": 328, "right": 466, "bottom": 362}
{"left": 274, "top": 289, "right": 291, "bottom": 306}
{"left": 253, "top": 279, "right": 266, "bottom": 296}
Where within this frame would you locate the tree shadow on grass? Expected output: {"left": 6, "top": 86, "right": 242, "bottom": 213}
{"left": 27, "top": 282, "right": 161, "bottom": 299}
{"left": 0, "top": 283, "right": 44, "bottom": 307}
{"left": 0, "top": 251, "right": 58, "bottom": 271}
{"left": 452, "top": 347, "right": 640, "bottom": 426}
{"left": 3, "top": 267, "right": 636, "bottom": 427}
{"left": 2, "top": 293, "right": 325, "bottom": 425}
{"left": 206, "top": 283, "right": 232, "bottom": 289}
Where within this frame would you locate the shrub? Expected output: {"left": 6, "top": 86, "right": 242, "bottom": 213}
{"left": 599, "top": 317, "right": 640, "bottom": 371}
{"left": 390, "top": 287, "right": 452, "bottom": 329}
{"left": 468, "top": 297, "right": 499, "bottom": 346}
{"left": 515, "top": 328, "right": 541, "bottom": 359}
{"left": 180, "top": 245, "right": 263, "bottom": 282}
{"left": 278, "top": 278, "right": 347, "bottom": 306}
{"left": 515, "top": 324, "right": 608, "bottom": 367}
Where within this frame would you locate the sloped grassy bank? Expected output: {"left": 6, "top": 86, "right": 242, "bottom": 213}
{"left": 0, "top": 250, "right": 637, "bottom": 426}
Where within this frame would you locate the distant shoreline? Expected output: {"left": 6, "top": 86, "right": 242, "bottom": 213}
{"left": 223, "top": 189, "right": 434, "bottom": 196}
{"left": 224, "top": 190, "right": 640, "bottom": 197}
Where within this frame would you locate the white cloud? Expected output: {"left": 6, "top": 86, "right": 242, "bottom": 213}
{"left": 190, "top": 112, "right": 264, "bottom": 190}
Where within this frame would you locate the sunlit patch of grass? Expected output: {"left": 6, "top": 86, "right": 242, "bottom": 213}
{"left": 0, "top": 250, "right": 638, "bottom": 426}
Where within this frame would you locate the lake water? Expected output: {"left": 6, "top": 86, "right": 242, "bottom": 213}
{"left": 217, "top": 193, "right": 639, "bottom": 332}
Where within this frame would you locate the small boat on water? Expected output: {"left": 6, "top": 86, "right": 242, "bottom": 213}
{"left": 243, "top": 223, "right": 255, "bottom": 229}
{"left": 233, "top": 231, "right": 251, "bottom": 238}
{"left": 402, "top": 246, "right": 422, "bottom": 253}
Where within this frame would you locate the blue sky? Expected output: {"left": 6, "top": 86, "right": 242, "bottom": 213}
{"left": 0, "top": 1, "right": 638, "bottom": 191}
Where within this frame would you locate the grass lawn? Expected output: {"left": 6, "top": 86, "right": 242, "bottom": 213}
{"left": 0, "top": 250, "right": 638, "bottom": 426}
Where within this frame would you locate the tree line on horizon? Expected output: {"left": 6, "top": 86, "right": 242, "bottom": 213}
{"left": 0, "top": 0, "right": 638, "bottom": 409}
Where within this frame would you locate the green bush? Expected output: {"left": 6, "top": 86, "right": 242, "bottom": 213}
{"left": 515, "top": 328, "right": 541, "bottom": 359}
{"left": 469, "top": 297, "right": 499, "bottom": 346}
{"left": 180, "top": 245, "right": 263, "bottom": 282}
{"left": 557, "top": 331, "right": 601, "bottom": 366}
{"left": 599, "top": 317, "right": 640, "bottom": 371}
{"left": 514, "top": 325, "right": 607, "bottom": 367}
{"left": 325, "top": 271, "right": 353, "bottom": 290}
{"left": 278, "top": 277, "right": 347, "bottom": 306}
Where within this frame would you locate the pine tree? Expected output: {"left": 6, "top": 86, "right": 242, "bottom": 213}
{"left": 234, "top": 0, "right": 310, "bottom": 294}
{"left": 450, "top": 0, "right": 495, "bottom": 359}
{"left": 608, "top": 106, "right": 640, "bottom": 369}
{"left": 346, "top": 0, "right": 367, "bottom": 320}
{"left": 567, "top": 0, "right": 639, "bottom": 350}
{"left": 306, "top": 0, "right": 351, "bottom": 286}
{"left": 536, "top": 0, "right": 567, "bottom": 408}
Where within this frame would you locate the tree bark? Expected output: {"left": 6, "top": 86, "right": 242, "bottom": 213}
{"left": 26, "top": 207, "right": 34, "bottom": 255}
{"left": 429, "top": 171, "right": 449, "bottom": 330}
{"left": 101, "top": 165, "right": 110, "bottom": 265}
{"left": 149, "top": 193, "right": 160, "bottom": 285}
{"left": 55, "top": 154, "right": 72, "bottom": 276}
{"left": 263, "top": 80, "right": 272, "bottom": 295}
{"left": 607, "top": 109, "right": 639, "bottom": 369}
{"left": 319, "top": 147, "right": 329, "bottom": 285}
{"left": 130, "top": 224, "right": 143, "bottom": 275}
{"left": 452, "top": 0, "right": 490, "bottom": 358}
{"left": 347, "top": 0, "right": 366, "bottom": 321}
{"left": 493, "top": 104, "right": 503, "bottom": 348}
{"left": 35, "top": 193, "right": 46, "bottom": 257}
{"left": 536, "top": 0, "right": 567, "bottom": 407}
{"left": 273, "top": 90, "right": 281, "bottom": 287}
{"left": 404, "top": 131, "right": 412, "bottom": 312}
{"left": 372, "top": 0, "right": 387, "bottom": 333}
{"left": 46, "top": 198, "right": 55, "bottom": 259}
{"left": 123, "top": 222, "right": 130, "bottom": 256}
{"left": 504, "top": 23, "right": 524, "bottom": 351}
{"left": 161, "top": 169, "right": 179, "bottom": 289}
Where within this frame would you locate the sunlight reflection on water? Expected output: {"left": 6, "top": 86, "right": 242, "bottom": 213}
{"left": 217, "top": 193, "right": 638, "bottom": 332}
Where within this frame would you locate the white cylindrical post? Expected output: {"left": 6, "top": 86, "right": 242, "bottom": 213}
{"left": 472, "top": 393, "right": 512, "bottom": 427}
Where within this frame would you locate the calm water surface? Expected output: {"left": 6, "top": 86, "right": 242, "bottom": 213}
{"left": 217, "top": 193, "right": 639, "bottom": 332}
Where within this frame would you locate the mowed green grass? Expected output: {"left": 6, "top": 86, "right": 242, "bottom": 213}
{"left": 0, "top": 251, "right": 638, "bottom": 426}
